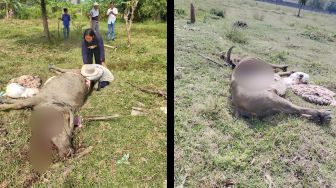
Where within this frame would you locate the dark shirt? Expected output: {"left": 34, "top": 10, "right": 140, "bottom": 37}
{"left": 81, "top": 36, "right": 105, "bottom": 64}
{"left": 61, "top": 14, "right": 71, "bottom": 27}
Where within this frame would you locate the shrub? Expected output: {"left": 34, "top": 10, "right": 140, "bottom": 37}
{"left": 174, "top": 8, "right": 186, "bottom": 17}
{"left": 332, "top": 32, "right": 336, "bottom": 38}
{"left": 73, "top": 22, "right": 86, "bottom": 36}
{"left": 16, "top": 5, "right": 31, "bottom": 19}
{"left": 210, "top": 8, "right": 225, "bottom": 18}
{"left": 226, "top": 27, "right": 248, "bottom": 44}
{"left": 0, "top": 9, "right": 6, "bottom": 19}
{"left": 301, "top": 30, "right": 334, "bottom": 42}
{"left": 136, "top": 0, "right": 167, "bottom": 21}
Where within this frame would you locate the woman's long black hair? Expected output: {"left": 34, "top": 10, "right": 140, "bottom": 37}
{"left": 83, "top": 28, "right": 96, "bottom": 40}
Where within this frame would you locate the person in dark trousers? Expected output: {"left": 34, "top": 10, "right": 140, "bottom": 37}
{"left": 81, "top": 28, "right": 106, "bottom": 66}
{"left": 89, "top": 2, "right": 100, "bottom": 33}
{"left": 60, "top": 8, "right": 71, "bottom": 39}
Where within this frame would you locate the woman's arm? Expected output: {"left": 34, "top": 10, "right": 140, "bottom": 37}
{"left": 81, "top": 41, "right": 88, "bottom": 64}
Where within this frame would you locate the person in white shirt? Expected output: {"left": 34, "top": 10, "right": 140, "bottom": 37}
{"left": 106, "top": 2, "right": 118, "bottom": 41}
{"left": 89, "top": 2, "right": 100, "bottom": 33}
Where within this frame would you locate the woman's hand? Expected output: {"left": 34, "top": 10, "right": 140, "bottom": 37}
{"left": 101, "top": 62, "right": 107, "bottom": 67}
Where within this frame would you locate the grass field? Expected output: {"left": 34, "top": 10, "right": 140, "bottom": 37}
{"left": 0, "top": 18, "right": 166, "bottom": 187}
{"left": 174, "top": 0, "right": 336, "bottom": 187}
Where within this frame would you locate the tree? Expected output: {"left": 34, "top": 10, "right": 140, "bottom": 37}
{"left": 325, "top": 0, "right": 336, "bottom": 13}
{"left": 48, "top": 0, "right": 70, "bottom": 13}
{"left": 307, "top": 0, "right": 325, "bottom": 10}
{"left": 1, "top": 0, "right": 22, "bottom": 18}
{"left": 136, "top": 0, "right": 167, "bottom": 20}
{"left": 41, "top": 0, "right": 51, "bottom": 42}
{"left": 297, "top": 0, "right": 307, "bottom": 17}
{"left": 123, "top": 0, "right": 139, "bottom": 47}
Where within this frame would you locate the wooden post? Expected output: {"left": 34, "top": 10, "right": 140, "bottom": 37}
{"left": 190, "top": 2, "right": 195, "bottom": 23}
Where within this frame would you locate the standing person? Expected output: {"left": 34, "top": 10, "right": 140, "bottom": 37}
{"left": 88, "top": 2, "right": 100, "bottom": 34}
{"left": 8, "top": 9, "right": 13, "bottom": 19}
{"left": 81, "top": 28, "right": 106, "bottom": 67}
{"left": 106, "top": 2, "right": 118, "bottom": 41}
{"left": 60, "top": 8, "right": 71, "bottom": 39}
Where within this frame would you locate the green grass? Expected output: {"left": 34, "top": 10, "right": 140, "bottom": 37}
{"left": 0, "top": 18, "right": 166, "bottom": 187}
{"left": 175, "top": 0, "right": 336, "bottom": 187}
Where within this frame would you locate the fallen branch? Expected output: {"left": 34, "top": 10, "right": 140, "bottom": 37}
{"left": 104, "top": 44, "right": 117, "bottom": 49}
{"left": 126, "top": 81, "right": 167, "bottom": 99}
{"left": 75, "top": 146, "right": 93, "bottom": 158}
{"left": 198, "top": 53, "right": 227, "bottom": 67}
{"left": 83, "top": 114, "right": 120, "bottom": 121}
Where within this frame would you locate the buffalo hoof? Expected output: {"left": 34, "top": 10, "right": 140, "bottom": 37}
{"left": 314, "top": 110, "right": 332, "bottom": 124}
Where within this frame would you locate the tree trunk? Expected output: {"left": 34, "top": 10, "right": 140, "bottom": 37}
{"left": 5, "top": 2, "right": 8, "bottom": 19}
{"left": 57, "top": 13, "right": 60, "bottom": 38}
{"left": 41, "top": 0, "right": 51, "bottom": 42}
{"left": 297, "top": 3, "right": 303, "bottom": 17}
{"left": 190, "top": 3, "right": 195, "bottom": 23}
{"left": 123, "top": 0, "right": 139, "bottom": 48}
{"left": 125, "top": 12, "right": 133, "bottom": 47}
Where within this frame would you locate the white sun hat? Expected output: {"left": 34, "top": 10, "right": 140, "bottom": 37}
{"left": 93, "top": 2, "right": 99, "bottom": 6}
{"left": 81, "top": 64, "right": 104, "bottom": 81}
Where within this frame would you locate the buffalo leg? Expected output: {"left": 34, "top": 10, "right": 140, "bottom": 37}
{"left": 269, "top": 63, "right": 288, "bottom": 72}
{"left": 0, "top": 97, "right": 38, "bottom": 111}
{"left": 0, "top": 97, "right": 19, "bottom": 104}
{"left": 277, "top": 71, "right": 295, "bottom": 77}
{"left": 48, "top": 65, "right": 80, "bottom": 75}
{"left": 268, "top": 94, "right": 331, "bottom": 123}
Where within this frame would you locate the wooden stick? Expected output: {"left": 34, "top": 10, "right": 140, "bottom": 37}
{"left": 104, "top": 44, "right": 117, "bottom": 49}
{"left": 126, "top": 81, "right": 167, "bottom": 99}
{"left": 57, "top": 17, "right": 60, "bottom": 38}
{"left": 75, "top": 146, "right": 93, "bottom": 158}
{"left": 83, "top": 114, "right": 120, "bottom": 121}
{"left": 199, "top": 53, "right": 227, "bottom": 67}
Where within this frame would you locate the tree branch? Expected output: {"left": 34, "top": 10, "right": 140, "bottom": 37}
{"left": 198, "top": 53, "right": 227, "bottom": 67}
{"left": 126, "top": 81, "right": 167, "bottom": 99}
{"left": 83, "top": 114, "right": 120, "bottom": 121}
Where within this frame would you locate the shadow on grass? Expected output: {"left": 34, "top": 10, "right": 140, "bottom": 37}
{"left": 14, "top": 30, "right": 83, "bottom": 53}
{"left": 241, "top": 114, "right": 294, "bottom": 129}
{"left": 242, "top": 113, "right": 333, "bottom": 131}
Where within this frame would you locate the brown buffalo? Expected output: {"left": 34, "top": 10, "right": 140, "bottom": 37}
{"left": 0, "top": 65, "right": 94, "bottom": 171}
{"left": 221, "top": 46, "right": 331, "bottom": 123}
